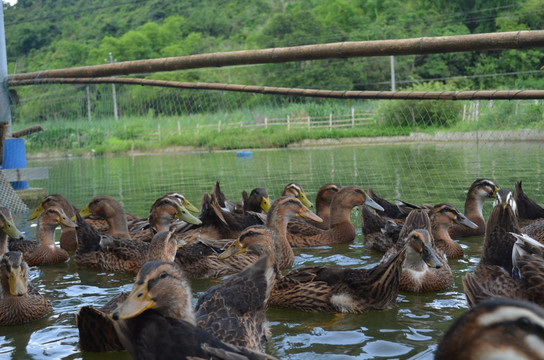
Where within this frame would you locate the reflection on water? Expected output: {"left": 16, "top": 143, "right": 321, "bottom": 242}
{"left": 1, "top": 142, "right": 541, "bottom": 359}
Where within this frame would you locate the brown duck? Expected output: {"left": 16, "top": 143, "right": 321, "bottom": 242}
{"left": 287, "top": 186, "right": 383, "bottom": 247}
{"left": 9, "top": 206, "right": 76, "bottom": 266}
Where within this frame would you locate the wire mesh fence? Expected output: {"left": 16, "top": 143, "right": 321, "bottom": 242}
{"left": 6, "top": 82, "right": 544, "bottom": 216}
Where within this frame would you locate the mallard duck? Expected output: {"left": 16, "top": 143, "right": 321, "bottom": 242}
{"left": 462, "top": 189, "right": 524, "bottom": 307}
{"left": 174, "top": 196, "right": 321, "bottom": 280}
{"left": 381, "top": 209, "right": 452, "bottom": 293}
{"left": 291, "top": 183, "right": 341, "bottom": 231}
{"left": 9, "top": 206, "right": 76, "bottom": 266}
{"left": 429, "top": 203, "right": 477, "bottom": 259}
{"left": 0, "top": 251, "right": 52, "bottom": 325}
{"left": 195, "top": 253, "right": 275, "bottom": 351}
{"left": 435, "top": 298, "right": 544, "bottom": 360}
{"left": 110, "top": 261, "right": 277, "bottom": 360}
{"left": 75, "top": 213, "right": 182, "bottom": 273}
{"left": 0, "top": 207, "right": 25, "bottom": 254}
{"left": 211, "top": 182, "right": 270, "bottom": 215}
{"left": 449, "top": 178, "right": 499, "bottom": 237}
{"left": 76, "top": 196, "right": 132, "bottom": 239}
{"left": 513, "top": 181, "right": 544, "bottom": 228}
{"left": 281, "top": 183, "right": 313, "bottom": 208}
{"left": 286, "top": 186, "right": 383, "bottom": 247}
{"left": 223, "top": 227, "right": 434, "bottom": 313}
{"left": 27, "top": 194, "right": 79, "bottom": 251}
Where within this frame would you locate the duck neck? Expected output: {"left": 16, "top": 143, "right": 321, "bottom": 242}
{"left": 464, "top": 191, "right": 484, "bottom": 220}
{"left": 329, "top": 204, "right": 353, "bottom": 228}
{"left": 107, "top": 215, "right": 130, "bottom": 239}
{"left": 266, "top": 210, "right": 294, "bottom": 268}
{"left": 0, "top": 234, "right": 7, "bottom": 256}
{"left": 404, "top": 247, "right": 427, "bottom": 271}
{"left": 36, "top": 219, "right": 58, "bottom": 247}
{"left": 432, "top": 220, "right": 462, "bottom": 257}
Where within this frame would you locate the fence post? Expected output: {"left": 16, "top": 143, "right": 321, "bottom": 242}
{"left": 265, "top": 117, "right": 268, "bottom": 128}
{"left": 218, "top": 120, "right": 221, "bottom": 133}
{"left": 158, "top": 124, "right": 161, "bottom": 142}
{"left": 351, "top": 107, "right": 355, "bottom": 127}
{"left": 329, "top": 112, "right": 332, "bottom": 130}
{"left": 177, "top": 121, "right": 181, "bottom": 136}
{"left": 287, "top": 115, "right": 290, "bottom": 131}
{"left": 475, "top": 100, "right": 480, "bottom": 122}
{"left": 462, "top": 104, "right": 467, "bottom": 122}
{"left": 515, "top": 100, "right": 520, "bottom": 116}
{"left": 86, "top": 85, "right": 92, "bottom": 122}
{"left": 197, "top": 123, "right": 199, "bottom": 136}
{"left": 307, "top": 116, "right": 310, "bottom": 130}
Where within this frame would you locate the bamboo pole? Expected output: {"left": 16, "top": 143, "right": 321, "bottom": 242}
{"left": 10, "top": 77, "right": 544, "bottom": 100}
{"left": 8, "top": 31, "right": 544, "bottom": 81}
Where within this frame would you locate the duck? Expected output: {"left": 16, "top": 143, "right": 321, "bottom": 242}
{"left": 224, "top": 227, "right": 436, "bottom": 313}
{"left": 0, "top": 251, "right": 52, "bottom": 325}
{"left": 281, "top": 183, "right": 313, "bottom": 208}
{"left": 195, "top": 251, "right": 276, "bottom": 351}
{"left": 110, "top": 261, "right": 277, "bottom": 360}
{"left": 462, "top": 188, "right": 525, "bottom": 307}
{"left": 428, "top": 203, "right": 478, "bottom": 259}
{"left": 77, "top": 195, "right": 132, "bottom": 239}
{"left": 513, "top": 181, "right": 544, "bottom": 228}
{"left": 74, "top": 212, "right": 183, "bottom": 273}
{"left": 174, "top": 196, "right": 321, "bottom": 280}
{"left": 286, "top": 186, "right": 383, "bottom": 247}
{"left": 212, "top": 182, "right": 270, "bottom": 215}
{"left": 382, "top": 209, "right": 452, "bottom": 293}
{"left": 27, "top": 194, "right": 79, "bottom": 251}
{"left": 434, "top": 298, "right": 544, "bottom": 360}
{"left": 290, "top": 183, "right": 341, "bottom": 231}
{"left": 448, "top": 178, "right": 499, "bottom": 237}
{"left": 9, "top": 206, "right": 77, "bottom": 266}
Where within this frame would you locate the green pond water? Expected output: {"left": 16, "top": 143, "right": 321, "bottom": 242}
{"left": 2, "top": 141, "right": 543, "bottom": 359}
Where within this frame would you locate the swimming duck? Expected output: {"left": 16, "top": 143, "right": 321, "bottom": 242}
{"left": 27, "top": 194, "right": 79, "bottom": 251}
{"left": 281, "top": 183, "right": 313, "bottom": 208}
{"left": 429, "top": 203, "right": 478, "bottom": 259}
{"left": 462, "top": 189, "right": 524, "bottom": 307}
{"left": 75, "top": 213, "right": 182, "bottom": 273}
{"left": 9, "top": 206, "right": 76, "bottom": 266}
{"left": 174, "top": 196, "right": 321, "bottom": 280}
{"left": 77, "top": 196, "right": 132, "bottom": 239}
{"left": 211, "top": 182, "right": 270, "bottom": 215}
{"left": 0, "top": 251, "right": 52, "bottom": 325}
{"left": 231, "top": 228, "right": 435, "bottom": 313}
{"left": 435, "top": 298, "right": 544, "bottom": 360}
{"left": 286, "top": 186, "right": 383, "bottom": 247}
{"left": 196, "top": 252, "right": 276, "bottom": 351}
{"left": 110, "top": 260, "right": 277, "bottom": 360}
{"left": 291, "top": 183, "right": 341, "bottom": 231}
{"left": 382, "top": 209, "right": 452, "bottom": 293}
{"left": 448, "top": 178, "right": 499, "bottom": 237}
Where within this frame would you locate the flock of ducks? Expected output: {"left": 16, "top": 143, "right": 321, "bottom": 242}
{"left": 1, "top": 179, "right": 544, "bottom": 359}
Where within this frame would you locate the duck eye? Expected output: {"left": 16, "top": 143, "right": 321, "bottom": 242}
{"left": 160, "top": 271, "right": 168, "bottom": 279}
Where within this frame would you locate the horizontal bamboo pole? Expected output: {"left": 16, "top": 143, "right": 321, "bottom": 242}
{"left": 9, "top": 77, "right": 544, "bottom": 100}
{"left": 8, "top": 30, "right": 544, "bottom": 81}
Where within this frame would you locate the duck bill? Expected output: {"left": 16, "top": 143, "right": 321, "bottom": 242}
{"left": 491, "top": 185, "right": 499, "bottom": 198}
{"left": 77, "top": 204, "right": 93, "bottom": 220}
{"left": 422, "top": 246, "right": 442, "bottom": 269}
{"left": 260, "top": 196, "right": 271, "bottom": 213}
{"left": 9, "top": 267, "right": 28, "bottom": 296}
{"left": 3, "top": 217, "right": 24, "bottom": 239}
{"left": 183, "top": 199, "right": 199, "bottom": 213}
{"left": 176, "top": 239, "right": 187, "bottom": 249}
{"left": 58, "top": 214, "right": 78, "bottom": 228}
{"left": 111, "top": 283, "right": 155, "bottom": 320}
{"left": 298, "top": 192, "right": 313, "bottom": 208}
{"left": 298, "top": 206, "right": 323, "bottom": 223}
{"left": 364, "top": 196, "right": 384, "bottom": 212}
{"left": 27, "top": 204, "right": 44, "bottom": 221}
{"left": 455, "top": 214, "right": 478, "bottom": 229}
{"left": 175, "top": 204, "right": 202, "bottom": 225}
{"left": 217, "top": 239, "right": 246, "bottom": 260}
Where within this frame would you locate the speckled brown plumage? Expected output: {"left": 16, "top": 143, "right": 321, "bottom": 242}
{"left": 435, "top": 298, "right": 544, "bottom": 360}
{"left": 111, "top": 261, "right": 276, "bottom": 360}
{"left": 195, "top": 255, "right": 275, "bottom": 351}
{"left": 429, "top": 203, "right": 477, "bottom": 259}
{"left": 0, "top": 251, "right": 51, "bottom": 326}
{"left": 286, "top": 186, "right": 381, "bottom": 247}
{"left": 449, "top": 179, "right": 499, "bottom": 237}
{"left": 75, "top": 214, "right": 179, "bottom": 274}
{"left": 9, "top": 206, "right": 75, "bottom": 266}
{"left": 514, "top": 181, "right": 544, "bottom": 228}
